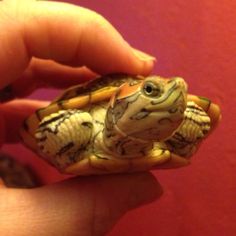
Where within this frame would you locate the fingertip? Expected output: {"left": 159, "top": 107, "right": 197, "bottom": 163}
{"left": 131, "top": 51, "right": 156, "bottom": 76}
{"left": 115, "top": 47, "right": 156, "bottom": 76}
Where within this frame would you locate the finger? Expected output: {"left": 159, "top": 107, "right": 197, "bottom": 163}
{"left": 0, "top": 99, "right": 48, "bottom": 144}
{"left": 0, "top": 1, "right": 155, "bottom": 89}
{"left": 0, "top": 172, "right": 162, "bottom": 236}
{"left": 2, "top": 59, "right": 97, "bottom": 99}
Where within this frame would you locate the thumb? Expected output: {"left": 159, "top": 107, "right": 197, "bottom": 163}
{"left": 0, "top": 172, "right": 162, "bottom": 236}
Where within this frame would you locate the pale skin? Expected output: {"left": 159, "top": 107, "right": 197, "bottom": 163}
{"left": 0, "top": 0, "right": 162, "bottom": 235}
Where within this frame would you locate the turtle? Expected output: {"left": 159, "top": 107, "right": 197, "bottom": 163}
{"left": 20, "top": 74, "right": 221, "bottom": 176}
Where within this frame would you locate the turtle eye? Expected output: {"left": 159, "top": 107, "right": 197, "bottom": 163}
{"left": 143, "top": 82, "right": 162, "bottom": 97}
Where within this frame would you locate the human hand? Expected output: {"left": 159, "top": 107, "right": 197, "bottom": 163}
{"left": 0, "top": 1, "right": 161, "bottom": 235}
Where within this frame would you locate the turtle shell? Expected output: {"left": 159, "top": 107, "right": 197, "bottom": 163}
{"left": 20, "top": 74, "right": 221, "bottom": 175}
{"left": 21, "top": 74, "right": 144, "bottom": 152}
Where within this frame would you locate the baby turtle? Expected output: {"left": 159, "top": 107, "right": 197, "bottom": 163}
{"left": 20, "top": 74, "right": 220, "bottom": 175}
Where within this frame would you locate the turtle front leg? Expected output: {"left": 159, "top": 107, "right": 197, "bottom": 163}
{"left": 35, "top": 109, "right": 93, "bottom": 170}
{"left": 164, "top": 101, "right": 211, "bottom": 157}
{"left": 187, "top": 94, "right": 221, "bottom": 132}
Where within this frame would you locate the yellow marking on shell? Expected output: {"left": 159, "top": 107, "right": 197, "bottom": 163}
{"left": 20, "top": 103, "right": 63, "bottom": 151}
{"left": 51, "top": 83, "right": 84, "bottom": 103}
{"left": 64, "top": 149, "right": 172, "bottom": 175}
{"left": 20, "top": 129, "right": 38, "bottom": 151}
{"left": 64, "top": 155, "right": 131, "bottom": 175}
{"left": 20, "top": 117, "right": 41, "bottom": 151}
{"left": 60, "top": 86, "right": 118, "bottom": 110}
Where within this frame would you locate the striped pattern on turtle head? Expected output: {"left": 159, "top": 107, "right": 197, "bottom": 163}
{"left": 104, "top": 76, "right": 188, "bottom": 144}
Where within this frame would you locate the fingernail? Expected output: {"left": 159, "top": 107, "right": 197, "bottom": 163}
{"left": 132, "top": 48, "right": 156, "bottom": 62}
{"left": 127, "top": 173, "right": 162, "bottom": 209}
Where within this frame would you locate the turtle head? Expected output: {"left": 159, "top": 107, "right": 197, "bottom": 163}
{"left": 105, "top": 76, "right": 188, "bottom": 142}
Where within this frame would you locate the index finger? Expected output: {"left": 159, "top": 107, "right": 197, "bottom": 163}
{"left": 0, "top": 0, "right": 155, "bottom": 88}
